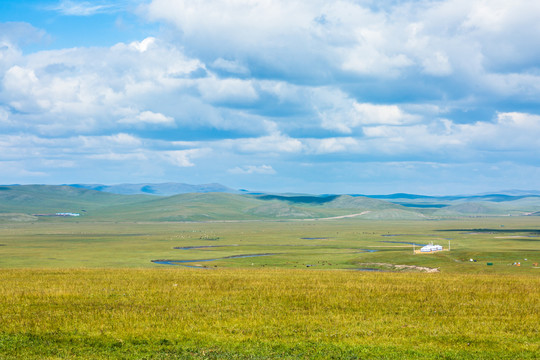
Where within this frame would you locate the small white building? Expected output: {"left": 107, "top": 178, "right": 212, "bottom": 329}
{"left": 420, "top": 243, "right": 443, "bottom": 252}
{"left": 55, "top": 212, "right": 80, "bottom": 217}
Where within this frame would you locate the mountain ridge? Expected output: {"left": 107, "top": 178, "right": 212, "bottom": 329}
{"left": 5, "top": 183, "right": 540, "bottom": 199}
{"left": 1, "top": 184, "right": 540, "bottom": 221}
{"left": 67, "top": 182, "right": 239, "bottom": 196}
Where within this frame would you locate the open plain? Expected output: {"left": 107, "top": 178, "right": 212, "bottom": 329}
{"left": 0, "top": 186, "right": 539, "bottom": 358}
{"left": 1, "top": 216, "right": 539, "bottom": 359}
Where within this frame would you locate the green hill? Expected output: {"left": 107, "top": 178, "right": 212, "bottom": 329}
{"left": 96, "top": 192, "right": 272, "bottom": 221}
{"left": 433, "top": 201, "right": 530, "bottom": 216}
{"left": 97, "top": 192, "right": 344, "bottom": 221}
{"left": 0, "top": 185, "right": 151, "bottom": 215}
{"left": 355, "top": 208, "right": 429, "bottom": 220}
{"left": 2, "top": 185, "right": 540, "bottom": 221}
{"left": 0, "top": 187, "right": 400, "bottom": 221}
{"left": 325, "top": 195, "right": 406, "bottom": 210}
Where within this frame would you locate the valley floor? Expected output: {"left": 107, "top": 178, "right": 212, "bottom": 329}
{"left": 1, "top": 216, "right": 538, "bottom": 358}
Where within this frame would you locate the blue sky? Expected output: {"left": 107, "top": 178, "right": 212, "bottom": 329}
{"left": 1, "top": 0, "right": 540, "bottom": 194}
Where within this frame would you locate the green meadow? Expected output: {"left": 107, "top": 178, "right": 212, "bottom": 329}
{"left": 1, "top": 268, "right": 538, "bottom": 359}
{"left": 1, "top": 216, "right": 539, "bottom": 359}
{"left": 1, "top": 185, "right": 539, "bottom": 358}
{"left": 1, "top": 216, "right": 538, "bottom": 273}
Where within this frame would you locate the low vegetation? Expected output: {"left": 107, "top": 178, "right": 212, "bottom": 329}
{"left": 0, "top": 186, "right": 539, "bottom": 358}
{"left": 1, "top": 217, "right": 538, "bottom": 273}
{"left": 3, "top": 185, "right": 540, "bottom": 221}
{"left": 1, "top": 269, "right": 538, "bottom": 359}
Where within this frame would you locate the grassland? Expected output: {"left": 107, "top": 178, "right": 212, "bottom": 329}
{"left": 1, "top": 217, "right": 538, "bottom": 273}
{"left": 5, "top": 185, "right": 540, "bottom": 222}
{"left": 1, "top": 269, "right": 538, "bottom": 359}
{"left": 1, "top": 187, "right": 539, "bottom": 358}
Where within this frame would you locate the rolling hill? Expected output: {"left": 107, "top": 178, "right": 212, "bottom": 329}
{"left": 68, "top": 182, "right": 239, "bottom": 196}
{"left": 0, "top": 185, "right": 151, "bottom": 214}
{"left": 2, "top": 184, "right": 540, "bottom": 221}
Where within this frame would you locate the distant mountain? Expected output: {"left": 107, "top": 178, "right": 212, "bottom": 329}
{"left": 477, "top": 190, "right": 540, "bottom": 196}
{"left": 365, "top": 193, "right": 436, "bottom": 200}
{"left": 2, "top": 185, "right": 540, "bottom": 222}
{"left": 0, "top": 185, "right": 150, "bottom": 215}
{"left": 61, "top": 183, "right": 540, "bottom": 202}
{"left": 68, "top": 182, "right": 239, "bottom": 196}
{"left": 362, "top": 192, "right": 540, "bottom": 206}
{"left": 0, "top": 185, "right": 426, "bottom": 221}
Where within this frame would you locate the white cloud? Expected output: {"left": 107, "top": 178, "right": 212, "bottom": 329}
{"left": 211, "top": 58, "right": 250, "bottom": 75}
{"left": 353, "top": 103, "right": 416, "bottom": 126}
{"left": 141, "top": 0, "right": 540, "bottom": 99}
{"left": 304, "top": 137, "right": 359, "bottom": 154}
{"left": 459, "top": 112, "right": 540, "bottom": 150}
{"left": 225, "top": 133, "right": 303, "bottom": 154}
{"left": 161, "top": 149, "right": 208, "bottom": 167}
{"left": 144, "top": 0, "right": 317, "bottom": 45}
{"left": 106, "top": 133, "right": 142, "bottom": 146}
{"left": 51, "top": 0, "right": 119, "bottom": 16}
{"left": 228, "top": 165, "right": 276, "bottom": 175}
{"left": 128, "top": 37, "right": 157, "bottom": 53}
{"left": 3, "top": 66, "right": 40, "bottom": 110}
{"left": 2, "top": 0, "right": 540, "bottom": 192}
{"left": 0, "top": 40, "right": 21, "bottom": 71}
{"left": 359, "top": 111, "right": 540, "bottom": 158}
{"left": 88, "top": 152, "right": 147, "bottom": 161}
{"left": 119, "top": 110, "right": 175, "bottom": 126}
{"left": 0, "top": 107, "right": 9, "bottom": 124}
{"left": 197, "top": 77, "right": 258, "bottom": 103}
{"left": 136, "top": 111, "right": 174, "bottom": 125}
{"left": 64, "top": 133, "right": 143, "bottom": 151}
{"left": 315, "top": 88, "right": 419, "bottom": 133}
{"left": 497, "top": 112, "right": 540, "bottom": 127}
{"left": 0, "top": 133, "right": 143, "bottom": 158}
{"left": 341, "top": 34, "right": 414, "bottom": 76}
{"left": 482, "top": 72, "right": 540, "bottom": 98}
{"left": 39, "top": 159, "right": 77, "bottom": 168}
{"left": 421, "top": 51, "right": 452, "bottom": 76}
{"left": 0, "top": 37, "right": 205, "bottom": 135}
{"left": 361, "top": 123, "right": 463, "bottom": 156}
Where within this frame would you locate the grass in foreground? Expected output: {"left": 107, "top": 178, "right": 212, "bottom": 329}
{"left": 1, "top": 268, "right": 538, "bottom": 359}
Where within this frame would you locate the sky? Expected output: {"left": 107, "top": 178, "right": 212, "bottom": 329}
{"left": 1, "top": 0, "right": 540, "bottom": 195}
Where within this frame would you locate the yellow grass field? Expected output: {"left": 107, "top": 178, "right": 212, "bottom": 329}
{"left": 1, "top": 268, "right": 538, "bottom": 359}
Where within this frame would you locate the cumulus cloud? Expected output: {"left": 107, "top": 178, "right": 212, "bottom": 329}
{"left": 0, "top": 130, "right": 212, "bottom": 183}
{"left": 358, "top": 111, "right": 540, "bottom": 160}
{"left": 211, "top": 58, "right": 250, "bottom": 75}
{"left": 303, "top": 137, "right": 359, "bottom": 154}
{"left": 460, "top": 112, "right": 540, "bottom": 150}
{"left": 141, "top": 0, "right": 540, "bottom": 99}
{"left": 197, "top": 77, "right": 259, "bottom": 104}
{"left": 128, "top": 37, "right": 157, "bottom": 53}
{"left": 119, "top": 110, "right": 175, "bottom": 127}
{"left": 225, "top": 133, "right": 303, "bottom": 154}
{"left": 314, "top": 88, "right": 419, "bottom": 133}
{"left": 0, "top": 37, "right": 204, "bottom": 135}
{"left": 421, "top": 51, "right": 452, "bottom": 76}
{"left": 161, "top": 149, "right": 208, "bottom": 167}
{"left": 105, "top": 133, "right": 142, "bottom": 146}
{"left": 2, "top": 1, "right": 540, "bottom": 192}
